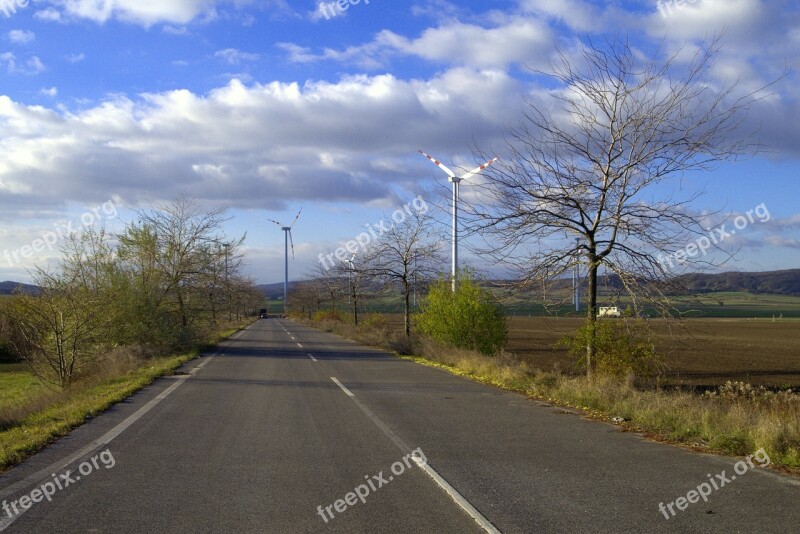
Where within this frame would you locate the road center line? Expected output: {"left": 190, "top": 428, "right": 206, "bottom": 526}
{"left": 330, "top": 377, "right": 355, "bottom": 397}
{"left": 308, "top": 354, "right": 318, "bottom": 362}
{"left": 327, "top": 376, "right": 500, "bottom": 533}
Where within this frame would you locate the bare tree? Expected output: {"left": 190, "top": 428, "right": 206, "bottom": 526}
{"left": 288, "top": 280, "right": 322, "bottom": 319}
{"left": 330, "top": 256, "right": 371, "bottom": 326}
{"left": 364, "top": 210, "right": 443, "bottom": 337}
{"left": 470, "top": 36, "right": 773, "bottom": 376}
{"left": 305, "top": 262, "right": 346, "bottom": 316}
{"left": 7, "top": 230, "right": 117, "bottom": 389}
{"left": 116, "top": 197, "right": 246, "bottom": 345}
{"left": 121, "top": 198, "right": 237, "bottom": 333}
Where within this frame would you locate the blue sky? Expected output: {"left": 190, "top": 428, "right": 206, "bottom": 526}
{"left": 1, "top": 0, "right": 799, "bottom": 284}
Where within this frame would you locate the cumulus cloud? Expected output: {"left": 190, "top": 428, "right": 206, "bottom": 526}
{"left": 34, "top": 8, "right": 63, "bottom": 22}
{"left": 0, "top": 70, "right": 518, "bottom": 217}
{"left": 7, "top": 30, "right": 35, "bottom": 45}
{"left": 0, "top": 53, "right": 46, "bottom": 75}
{"left": 214, "top": 48, "right": 260, "bottom": 64}
{"left": 64, "top": 53, "right": 86, "bottom": 63}
{"left": 765, "top": 235, "right": 800, "bottom": 248}
{"left": 281, "top": 17, "right": 555, "bottom": 70}
{"left": 43, "top": 0, "right": 229, "bottom": 26}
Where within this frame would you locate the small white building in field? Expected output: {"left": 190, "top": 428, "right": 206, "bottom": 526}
{"left": 598, "top": 306, "right": 622, "bottom": 318}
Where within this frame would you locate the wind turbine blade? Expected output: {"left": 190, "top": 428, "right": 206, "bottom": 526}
{"left": 290, "top": 207, "right": 303, "bottom": 229}
{"left": 267, "top": 218, "right": 283, "bottom": 227}
{"left": 460, "top": 157, "right": 499, "bottom": 181}
{"left": 419, "top": 149, "right": 456, "bottom": 179}
{"left": 289, "top": 230, "right": 295, "bottom": 259}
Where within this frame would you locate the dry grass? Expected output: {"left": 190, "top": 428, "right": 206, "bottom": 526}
{"left": 412, "top": 340, "right": 800, "bottom": 470}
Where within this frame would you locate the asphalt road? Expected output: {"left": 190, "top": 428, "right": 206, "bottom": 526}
{"left": 1, "top": 319, "right": 798, "bottom": 533}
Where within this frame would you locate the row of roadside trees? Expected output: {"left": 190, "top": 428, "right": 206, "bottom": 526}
{"left": 5, "top": 197, "right": 263, "bottom": 389}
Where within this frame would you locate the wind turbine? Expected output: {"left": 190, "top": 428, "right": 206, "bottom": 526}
{"left": 419, "top": 150, "right": 498, "bottom": 291}
{"left": 268, "top": 208, "right": 302, "bottom": 314}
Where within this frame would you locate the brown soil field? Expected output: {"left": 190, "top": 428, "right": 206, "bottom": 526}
{"left": 378, "top": 314, "right": 800, "bottom": 388}
{"left": 505, "top": 317, "right": 800, "bottom": 387}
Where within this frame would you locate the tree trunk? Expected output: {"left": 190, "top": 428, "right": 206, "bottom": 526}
{"left": 352, "top": 287, "right": 358, "bottom": 326}
{"left": 403, "top": 281, "right": 411, "bottom": 337}
{"left": 586, "top": 250, "right": 598, "bottom": 379}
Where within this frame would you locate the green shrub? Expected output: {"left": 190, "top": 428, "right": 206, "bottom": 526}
{"left": 416, "top": 270, "right": 507, "bottom": 356}
{"left": 359, "top": 314, "right": 389, "bottom": 330}
{"left": 312, "top": 310, "right": 345, "bottom": 323}
{"left": 558, "top": 319, "right": 663, "bottom": 379}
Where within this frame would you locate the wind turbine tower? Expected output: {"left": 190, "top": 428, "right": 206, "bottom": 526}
{"left": 419, "top": 150, "right": 498, "bottom": 291}
{"left": 268, "top": 208, "right": 302, "bottom": 314}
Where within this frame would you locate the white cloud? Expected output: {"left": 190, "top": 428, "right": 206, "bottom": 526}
{"left": 647, "top": 0, "right": 764, "bottom": 39}
{"left": 7, "top": 30, "right": 35, "bottom": 45}
{"left": 281, "top": 17, "right": 555, "bottom": 71}
{"left": 64, "top": 53, "right": 86, "bottom": 63}
{"left": 519, "top": 0, "right": 607, "bottom": 31}
{"left": 34, "top": 8, "right": 63, "bottom": 22}
{"left": 383, "top": 18, "right": 554, "bottom": 69}
{"left": 0, "top": 71, "right": 518, "bottom": 217}
{"left": 0, "top": 53, "right": 46, "bottom": 75}
{"left": 163, "top": 25, "right": 190, "bottom": 35}
{"left": 765, "top": 235, "right": 800, "bottom": 248}
{"left": 40, "top": 87, "right": 58, "bottom": 97}
{"left": 27, "top": 56, "right": 45, "bottom": 73}
{"left": 214, "top": 48, "right": 260, "bottom": 64}
{"left": 43, "top": 0, "right": 262, "bottom": 26}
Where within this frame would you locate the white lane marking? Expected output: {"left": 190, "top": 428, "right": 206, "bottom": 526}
{"left": 308, "top": 354, "right": 318, "bottom": 362}
{"left": 329, "top": 377, "right": 500, "bottom": 534}
{"left": 330, "top": 377, "right": 355, "bottom": 397}
{"left": 0, "top": 352, "right": 222, "bottom": 530}
{"left": 190, "top": 355, "right": 216, "bottom": 375}
{"left": 411, "top": 457, "right": 500, "bottom": 534}
{"left": 296, "top": 342, "right": 303, "bottom": 349}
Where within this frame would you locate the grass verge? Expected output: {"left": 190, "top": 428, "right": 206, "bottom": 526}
{"left": 296, "top": 314, "right": 800, "bottom": 473}
{"left": 0, "top": 317, "right": 255, "bottom": 473}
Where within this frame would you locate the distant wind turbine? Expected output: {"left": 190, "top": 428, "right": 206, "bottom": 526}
{"left": 419, "top": 150, "right": 499, "bottom": 291}
{"left": 268, "top": 208, "right": 302, "bottom": 314}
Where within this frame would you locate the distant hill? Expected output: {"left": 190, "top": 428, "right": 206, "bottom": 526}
{"left": 7, "top": 268, "right": 798, "bottom": 299}
{"left": 257, "top": 282, "right": 298, "bottom": 300}
{"left": 0, "top": 281, "right": 39, "bottom": 295}
{"left": 526, "top": 269, "right": 800, "bottom": 297}
{"left": 675, "top": 269, "right": 800, "bottom": 296}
